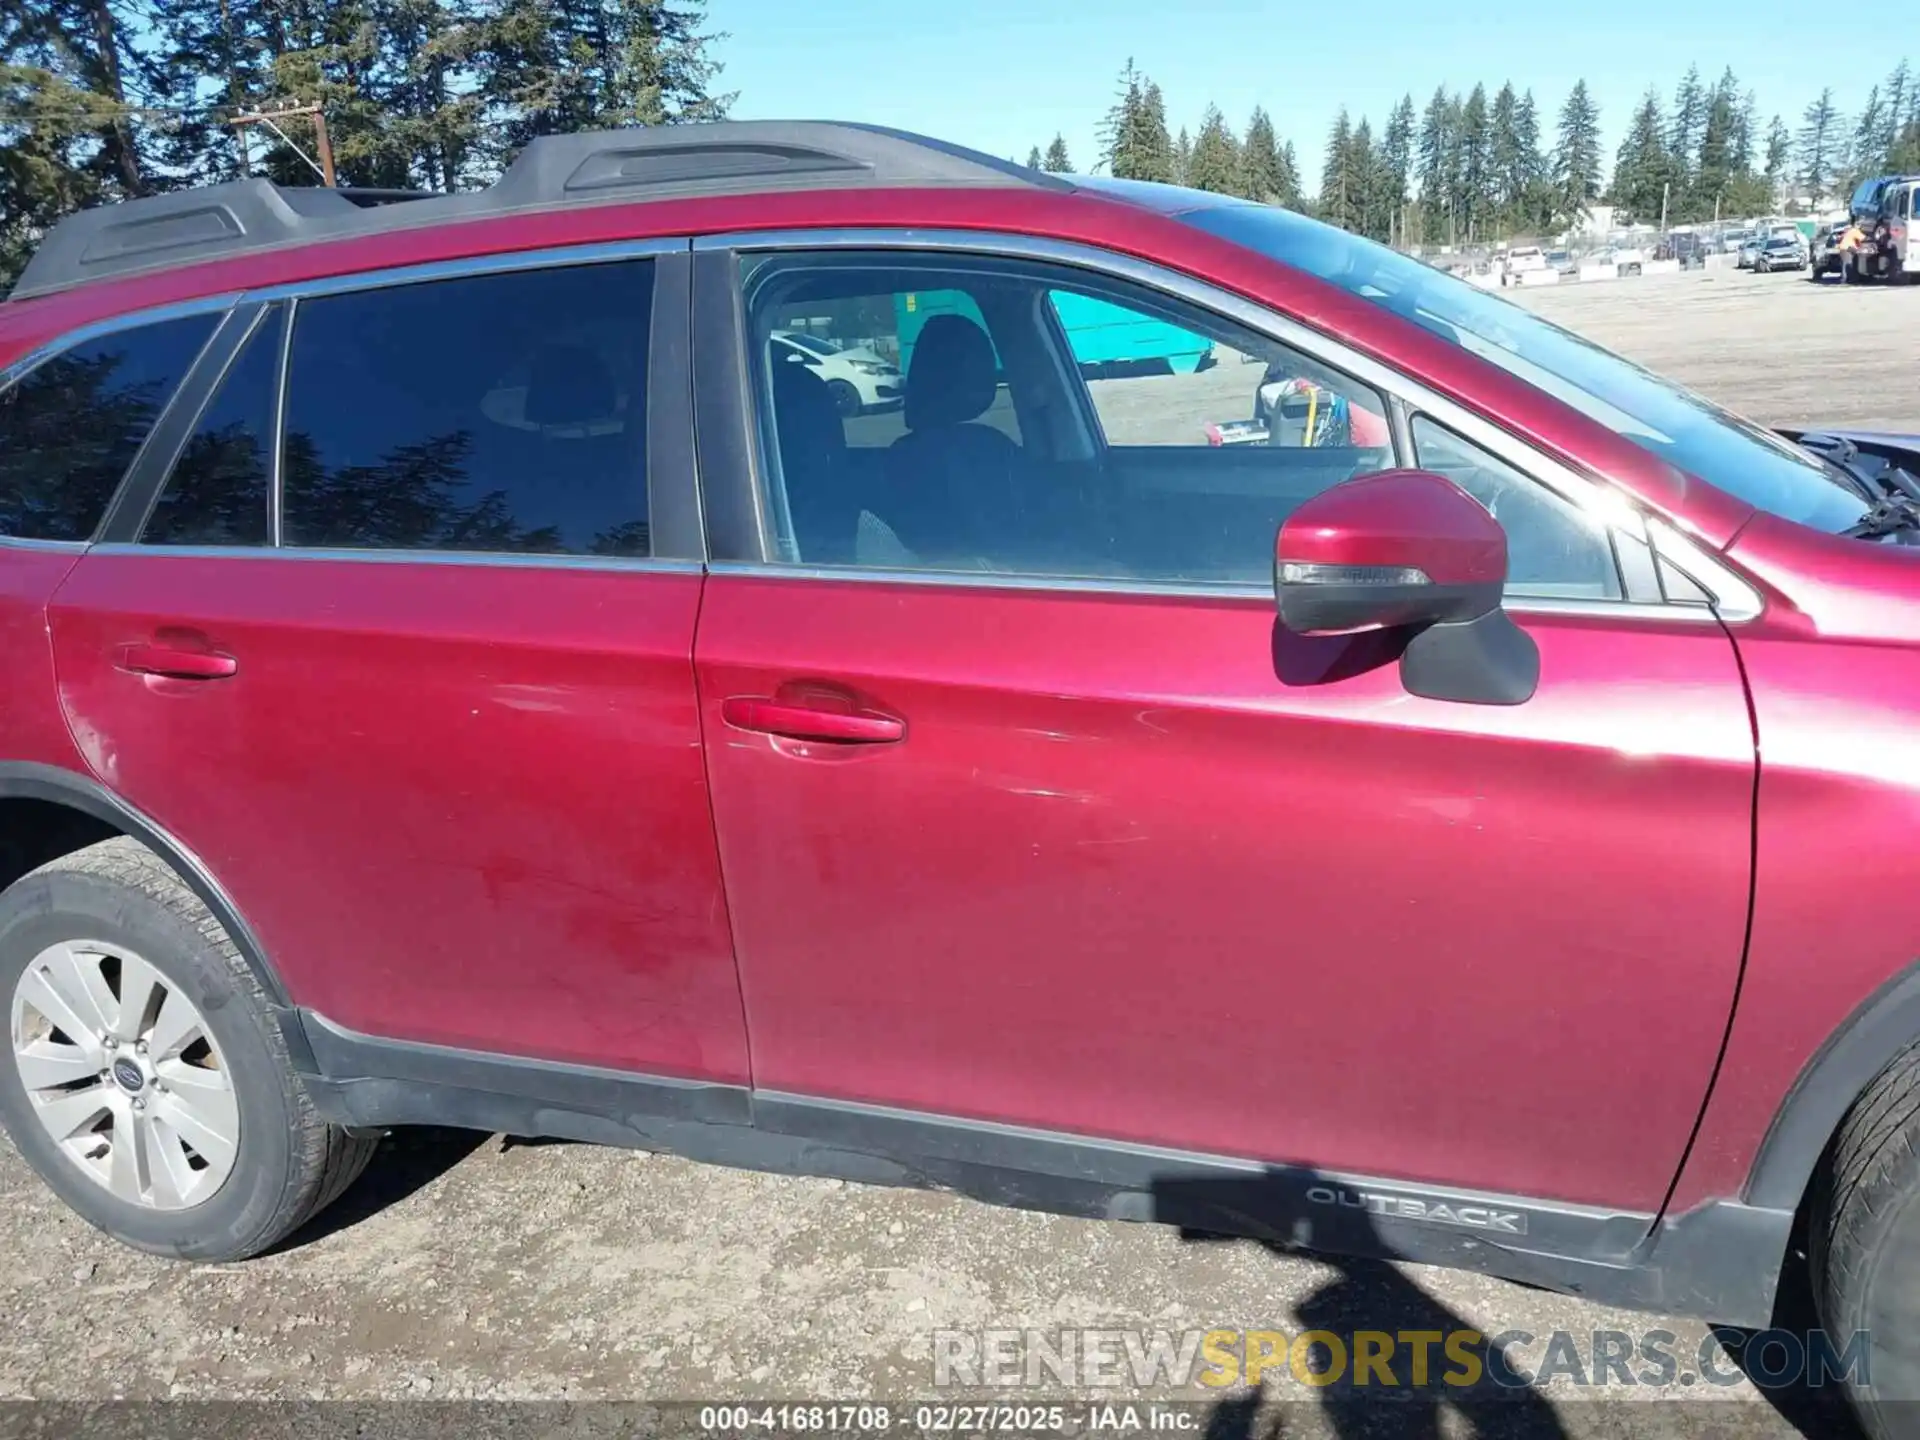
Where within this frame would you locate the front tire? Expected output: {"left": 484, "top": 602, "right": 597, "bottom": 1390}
{"left": 0, "top": 838, "right": 374, "bottom": 1261}
{"left": 826, "top": 379, "right": 862, "bottom": 418}
{"left": 1814, "top": 1040, "right": 1920, "bottom": 1439}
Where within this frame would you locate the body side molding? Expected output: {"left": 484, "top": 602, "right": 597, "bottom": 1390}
{"left": 291, "top": 1006, "right": 1793, "bottom": 1327}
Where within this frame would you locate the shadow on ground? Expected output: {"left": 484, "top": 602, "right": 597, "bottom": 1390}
{"left": 272, "top": 1125, "right": 488, "bottom": 1253}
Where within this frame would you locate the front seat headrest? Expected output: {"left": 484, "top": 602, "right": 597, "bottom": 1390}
{"left": 770, "top": 352, "right": 846, "bottom": 471}
{"left": 904, "top": 314, "right": 998, "bottom": 431}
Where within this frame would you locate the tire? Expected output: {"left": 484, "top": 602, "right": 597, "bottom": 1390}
{"left": 0, "top": 838, "right": 375, "bottom": 1261}
{"left": 826, "top": 379, "right": 862, "bottom": 418}
{"left": 1814, "top": 1039, "right": 1920, "bottom": 1439}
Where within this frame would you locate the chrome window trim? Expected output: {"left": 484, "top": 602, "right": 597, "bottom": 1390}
{"left": 1647, "top": 519, "right": 1763, "bottom": 621}
{"left": 702, "top": 560, "right": 1723, "bottom": 623}
{"left": 86, "top": 542, "right": 701, "bottom": 575}
{"left": 269, "top": 301, "right": 296, "bottom": 547}
{"left": 699, "top": 226, "right": 1765, "bottom": 621}
{"left": 0, "top": 293, "right": 241, "bottom": 392}
{"left": 0, "top": 536, "right": 88, "bottom": 554}
{"left": 237, "top": 235, "right": 688, "bottom": 307}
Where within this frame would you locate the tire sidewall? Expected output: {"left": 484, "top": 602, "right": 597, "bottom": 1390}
{"left": 0, "top": 867, "right": 299, "bottom": 1259}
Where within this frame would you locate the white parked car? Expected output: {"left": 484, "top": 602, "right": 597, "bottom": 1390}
{"left": 1505, "top": 246, "right": 1546, "bottom": 273}
{"left": 771, "top": 331, "right": 904, "bottom": 415}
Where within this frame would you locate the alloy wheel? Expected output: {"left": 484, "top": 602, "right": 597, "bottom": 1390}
{"left": 9, "top": 940, "right": 239, "bottom": 1209}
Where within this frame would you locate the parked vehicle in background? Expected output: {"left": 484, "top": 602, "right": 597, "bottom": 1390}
{"left": 1546, "top": 249, "right": 1575, "bottom": 276}
{"left": 1752, "top": 235, "right": 1807, "bottom": 273}
{"left": 1738, "top": 236, "right": 1763, "bottom": 268}
{"left": 1810, "top": 221, "right": 1850, "bottom": 280}
{"left": 1859, "top": 178, "right": 1919, "bottom": 284}
{"left": 1593, "top": 245, "right": 1645, "bottom": 276}
{"left": 13, "top": 119, "right": 1920, "bottom": 1440}
{"left": 772, "top": 330, "right": 903, "bottom": 416}
{"left": 1849, "top": 173, "right": 1920, "bottom": 224}
{"left": 1505, "top": 245, "right": 1546, "bottom": 274}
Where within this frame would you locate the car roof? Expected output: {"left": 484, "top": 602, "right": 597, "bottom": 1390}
{"left": 9, "top": 121, "right": 1076, "bottom": 303}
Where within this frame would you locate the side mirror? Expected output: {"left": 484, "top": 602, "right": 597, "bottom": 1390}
{"left": 1275, "top": 469, "right": 1540, "bottom": 705}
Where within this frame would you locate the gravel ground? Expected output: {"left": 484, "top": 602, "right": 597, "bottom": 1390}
{"left": 5, "top": 265, "right": 1915, "bottom": 1439}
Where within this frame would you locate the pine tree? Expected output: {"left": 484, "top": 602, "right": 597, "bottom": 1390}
{"left": 1320, "top": 107, "right": 1358, "bottom": 230}
{"left": 1352, "top": 116, "right": 1382, "bottom": 238}
{"left": 1667, "top": 64, "right": 1705, "bottom": 179}
{"left": 1186, "top": 104, "right": 1240, "bottom": 194}
{"left": 1798, "top": 87, "right": 1842, "bottom": 207}
{"left": 1380, "top": 94, "right": 1415, "bottom": 240}
{"left": 1416, "top": 85, "right": 1453, "bottom": 243}
{"left": 1511, "top": 89, "right": 1546, "bottom": 232}
{"left": 1276, "top": 139, "right": 1302, "bottom": 208}
{"left": 1850, "top": 87, "right": 1886, "bottom": 186}
{"left": 1027, "top": 145, "right": 1044, "bottom": 170}
{"left": 1885, "top": 60, "right": 1912, "bottom": 156}
{"left": 1732, "top": 86, "right": 1758, "bottom": 176}
{"left": 1457, "top": 83, "right": 1491, "bottom": 240}
{"left": 1764, "top": 115, "right": 1792, "bottom": 196}
{"left": 1692, "top": 69, "right": 1740, "bottom": 220}
{"left": 1099, "top": 60, "right": 1172, "bottom": 182}
{"left": 1241, "top": 106, "right": 1285, "bottom": 202}
{"left": 1610, "top": 88, "right": 1675, "bottom": 224}
{"left": 1552, "top": 78, "right": 1602, "bottom": 223}
{"left": 1489, "top": 82, "right": 1524, "bottom": 235}
{"left": 1141, "top": 82, "right": 1173, "bottom": 180}
{"left": 1043, "top": 133, "right": 1071, "bottom": 172}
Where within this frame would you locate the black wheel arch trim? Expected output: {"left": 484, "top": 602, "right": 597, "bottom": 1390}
{"left": 0, "top": 760, "right": 293, "bottom": 1009}
{"left": 1744, "top": 955, "right": 1920, "bottom": 1211}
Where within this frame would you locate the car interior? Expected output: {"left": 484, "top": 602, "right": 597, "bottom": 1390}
{"left": 748, "top": 259, "right": 1394, "bottom": 587}
{"left": 747, "top": 256, "right": 1621, "bottom": 599}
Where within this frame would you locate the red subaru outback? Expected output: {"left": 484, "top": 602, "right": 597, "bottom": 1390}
{"left": 3, "top": 121, "right": 1920, "bottom": 1429}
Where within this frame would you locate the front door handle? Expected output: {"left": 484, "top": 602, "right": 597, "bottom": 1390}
{"left": 115, "top": 642, "right": 238, "bottom": 681}
{"left": 722, "top": 696, "right": 905, "bottom": 744}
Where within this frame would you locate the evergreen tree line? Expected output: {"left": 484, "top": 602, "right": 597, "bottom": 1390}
{"left": 1, "top": 0, "right": 731, "bottom": 287}
{"left": 1088, "top": 57, "right": 1920, "bottom": 248}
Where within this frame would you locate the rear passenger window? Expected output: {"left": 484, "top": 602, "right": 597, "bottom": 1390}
{"left": 280, "top": 261, "right": 653, "bottom": 557}
{"left": 0, "top": 314, "right": 216, "bottom": 542}
{"left": 143, "top": 310, "right": 281, "bottom": 547}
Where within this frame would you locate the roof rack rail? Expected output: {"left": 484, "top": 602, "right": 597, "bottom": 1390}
{"left": 9, "top": 121, "right": 1069, "bottom": 302}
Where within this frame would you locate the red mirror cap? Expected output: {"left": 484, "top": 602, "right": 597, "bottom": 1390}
{"left": 1276, "top": 469, "right": 1507, "bottom": 589}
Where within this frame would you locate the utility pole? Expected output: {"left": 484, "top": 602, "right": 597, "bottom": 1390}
{"left": 1659, "top": 181, "right": 1670, "bottom": 237}
{"left": 228, "top": 103, "right": 335, "bottom": 187}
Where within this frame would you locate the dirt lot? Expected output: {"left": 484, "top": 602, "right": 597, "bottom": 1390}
{"left": 4, "top": 267, "right": 1914, "bottom": 1439}
{"left": 1516, "top": 266, "right": 1920, "bottom": 434}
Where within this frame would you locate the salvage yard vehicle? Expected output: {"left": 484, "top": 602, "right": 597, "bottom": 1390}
{"left": 1751, "top": 234, "right": 1807, "bottom": 273}
{"left": 11, "top": 121, "right": 1920, "bottom": 1437}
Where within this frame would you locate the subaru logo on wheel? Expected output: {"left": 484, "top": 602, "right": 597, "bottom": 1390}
{"left": 110, "top": 1058, "right": 145, "bottom": 1094}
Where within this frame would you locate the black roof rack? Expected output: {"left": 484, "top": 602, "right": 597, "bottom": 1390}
{"left": 10, "top": 121, "right": 1070, "bottom": 302}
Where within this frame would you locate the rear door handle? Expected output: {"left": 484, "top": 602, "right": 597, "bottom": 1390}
{"left": 115, "top": 642, "right": 238, "bottom": 681}
{"left": 722, "top": 696, "right": 905, "bottom": 744}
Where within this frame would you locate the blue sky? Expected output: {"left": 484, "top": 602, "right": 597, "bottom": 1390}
{"left": 710, "top": 0, "right": 1900, "bottom": 181}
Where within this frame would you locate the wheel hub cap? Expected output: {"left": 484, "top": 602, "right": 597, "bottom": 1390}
{"left": 9, "top": 940, "right": 240, "bottom": 1211}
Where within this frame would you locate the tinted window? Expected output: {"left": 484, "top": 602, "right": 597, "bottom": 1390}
{"left": 143, "top": 310, "right": 281, "bottom": 546}
{"left": 0, "top": 314, "right": 216, "bottom": 541}
{"left": 281, "top": 261, "right": 653, "bottom": 556}
{"left": 1181, "top": 201, "right": 1869, "bottom": 534}
{"left": 1411, "top": 417, "right": 1622, "bottom": 599}
{"left": 744, "top": 252, "right": 1395, "bottom": 585}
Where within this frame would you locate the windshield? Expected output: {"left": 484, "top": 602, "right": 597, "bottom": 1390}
{"left": 1183, "top": 201, "right": 1866, "bottom": 532}
{"left": 780, "top": 331, "right": 841, "bottom": 357}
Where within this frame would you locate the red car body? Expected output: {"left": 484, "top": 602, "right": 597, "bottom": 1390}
{"left": 2, "top": 126, "right": 1917, "bottom": 1327}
